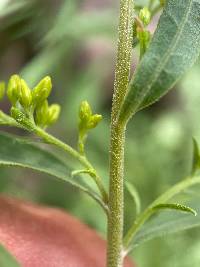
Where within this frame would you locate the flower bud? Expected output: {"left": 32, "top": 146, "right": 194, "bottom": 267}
{"left": 78, "top": 100, "right": 102, "bottom": 154}
{"left": 79, "top": 101, "right": 92, "bottom": 123}
{"left": 0, "top": 81, "right": 5, "bottom": 100}
{"left": 35, "top": 100, "right": 49, "bottom": 127}
{"left": 139, "top": 7, "right": 151, "bottom": 26}
{"left": 87, "top": 114, "right": 102, "bottom": 129}
{"left": 47, "top": 104, "right": 61, "bottom": 125}
{"left": 7, "top": 75, "right": 21, "bottom": 105}
{"left": 19, "top": 79, "right": 32, "bottom": 108}
{"left": 32, "top": 76, "right": 52, "bottom": 106}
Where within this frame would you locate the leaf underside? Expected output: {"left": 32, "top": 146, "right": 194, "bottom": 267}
{"left": 0, "top": 132, "right": 103, "bottom": 206}
{"left": 133, "top": 199, "right": 200, "bottom": 249}
{"left": 120, "top": 0, "right": 200, "bottom": 121}
{"left": 153, "top": 203, "right": 197, "bottom": 216}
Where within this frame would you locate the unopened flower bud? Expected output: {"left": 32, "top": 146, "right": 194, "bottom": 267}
{"left": 19, "top": 79, "right": 32, "bottom": 108}
{"left": 32, "top": 76, "right": 52, "bottom": 106}
{"left": 139, "top": 7, "right": 151, "bottom": 26}
{"left": 47, "top": 104, "right": 61, "bottom": 125}
{"left": 79, "top": 101, "right": 92, "bottom": 123}
{"left": 35, "top": 100, "right": 49, "bottom": 127}
{"left": 78, "top": 100, "right": 102, "bottom": 154}
{"left": 87, "top": 114, "right": 102, "bottom": 129}
{"left": 0, "top": 81, "right": 5, "bottom": 100}
{"left": 7, "top": 75, "right": 21, "bottom": 105}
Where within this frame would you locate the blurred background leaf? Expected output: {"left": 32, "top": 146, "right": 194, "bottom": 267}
{"left": 0, "top": 244, "right": 20, "bottom": 267}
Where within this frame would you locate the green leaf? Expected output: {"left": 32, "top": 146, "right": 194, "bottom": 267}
{"left": 152, "top": 203, "right": 197, "bottom": 216}
{"left": 191, "top": 138, "right": 200, "bottom": 175}
{"left": 0, "top": 244, "right": 20, "bottom": 267}
{"left": 126, "top": 182, "right": 141, "bottom": 215}
{"left": 120, "top": 0, "right": 200, "bottom": 122}
{"left": 133, "top": 200, "right": 200, "bottom": 249}
{"left": 0, "top": 132, "right": 105, "bottom": 210}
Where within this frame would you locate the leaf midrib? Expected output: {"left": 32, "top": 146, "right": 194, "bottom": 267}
{"left": 132, "top": 0, "right": 193, "bottom": 109}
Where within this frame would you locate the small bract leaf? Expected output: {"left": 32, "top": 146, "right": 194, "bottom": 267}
{"left": 119, "top": 0, "right": 200, "bottom": 123}
{"left": 133, "top": 198, "right": 200, "bottom": 249}
{"left": 191, "top": 138, "right": 200, "bottom": 175}
{"left": 153, "top": 203, "right": 197, "bottom": 216}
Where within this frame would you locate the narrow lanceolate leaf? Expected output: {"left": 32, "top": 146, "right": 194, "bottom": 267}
{"left": 152, "top": 203, "right": 197, "bottom": 216}
{"left": 0, "top": 132, "right": 105, "bottom": 210}
{"left": 126, "top": 182, "right": 141, "bottom": 215}
{"left": 133, "top": 199, "right": 200, "bottom": 249}
{"left": 191, "top": 138, "right": 200, "bottom": 175}
{"left": 120, "top": 0, "right": 200, "bottom": 122}
{"left": 0, "top": 244, "right": 20, "bottom": 267}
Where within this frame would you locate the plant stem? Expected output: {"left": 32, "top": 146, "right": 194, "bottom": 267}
{"left": 123, "top": 175, "right": 200, "bottom": 252}
{"left": 34, "top": 127, "right": 108, "bottom": 203}
{"left": 107, "top": 0, "right": 133, "bottom": 266}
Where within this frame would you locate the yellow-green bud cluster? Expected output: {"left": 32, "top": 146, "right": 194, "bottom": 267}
{"left": 35, "top": 100, "right": 60, "bottom": 128}
{"left": 4, "top": 74, "right": 60, "bottom": 129}
{"left": 7, "top": 75, "right": 32, "bottom": 108}
{"left": 79, "top": 101, "right": 102, "bottom": 131}
{"left": 135, "top": 7, "right": 152, "bottom": 59}
{"left": 139, "top": 7, "right": 151, "bottom": 26}
{"left": 78, "top": 101, "right": 102, "bottom": 154}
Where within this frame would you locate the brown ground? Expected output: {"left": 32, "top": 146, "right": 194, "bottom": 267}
{"left": 0, "top": 195, "right": 135, "bottom": 267}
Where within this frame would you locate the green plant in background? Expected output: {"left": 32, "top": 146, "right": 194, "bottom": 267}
{"left": 0, "top": 244, "right": 20, "bottom": 267}
{"left": 1, "top": 0, "right": 200, "bottom": 267}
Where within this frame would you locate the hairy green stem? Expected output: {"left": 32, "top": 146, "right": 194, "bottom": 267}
{"left": 107, "top": 124, "right": 126, "bottom": 267}
{"left": 123, "top": 175, "right": 200, "bottom": 252}
{"left": 107, "top": 0, "right": 133, "bottom": 266}
{"left": 34, "top": 127, "right": 108, "bottom": 204}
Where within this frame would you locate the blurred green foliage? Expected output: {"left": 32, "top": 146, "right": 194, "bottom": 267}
{"left": 0, "top": 0, "right": 200, "bottom": 266}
